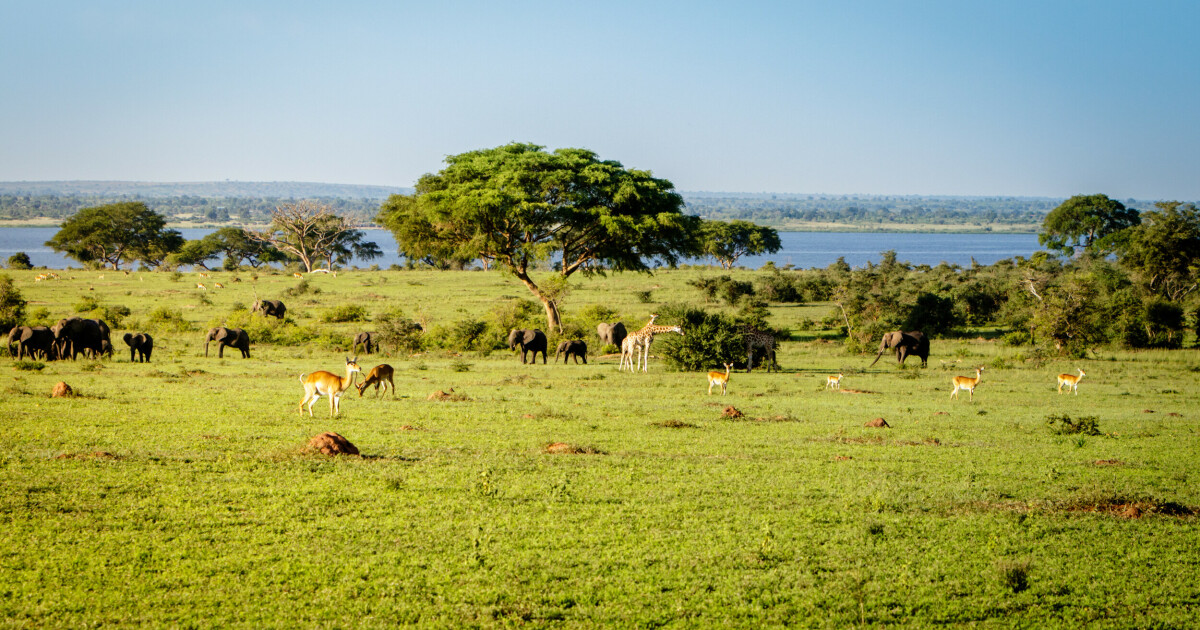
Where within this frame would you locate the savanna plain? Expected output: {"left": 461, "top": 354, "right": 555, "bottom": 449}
{"left": 2, "top": 268, "right": 1198, "bottom": 628}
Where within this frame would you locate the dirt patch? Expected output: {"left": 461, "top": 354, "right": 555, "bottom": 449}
{"left": 307, "top": 432, "right": 359, "bottom": 456}
{"left": 1093, "top": 459, "right": 1124, "bottom": 466}
{"left": 398, "top": 425, "right": 421, "bottom": 431}
{"left": 1057, "top": 496, "right": 1195, "bottom": 519}
{"left": 833, "top": 455, "right": 853, "bottom": 462}
{"left": 653, "top": 419, "right": 699, "bottom": 429}
{"left": 721, "top": 406, "right": 744, "bottom": 419}
{"left": 933, "top": 411, "right": 950, "bottom": 416}
{"left": 865, "top": 418, "right": 891, "bottom": 428}
{"left": 542, "top": 442, "right": 606, "bottom": 455}
{"left": 55, "top": 451, "right": 118, "bottom": 460}
{"left": 1142, "top": 409, "right": 1156, "bottom": 413}
{"left": 51, "top": 382, "right": 73, "bottom": 398}
{"left": 427, "top": 388, "right": 470, "bottom": 402}
{"left": 1167, "top": 412, "right": 1182, "bottom": 417}
{"left": 838, "top": 388, "right": 879, "bottom": 395}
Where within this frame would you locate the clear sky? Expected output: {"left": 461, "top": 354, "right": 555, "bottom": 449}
{"left": 1, "top": 1, "right": 1197, "bottom": 199}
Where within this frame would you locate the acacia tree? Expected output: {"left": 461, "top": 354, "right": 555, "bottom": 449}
{"left": 1117, "top": 201, "right": 1200, "bottom": 301}
{"left": 377, "top": 143, "right": 700, "bottom": 331}
{"left": 45, "top": 202, "right": 182, "bottom": 270}
{"left": 202, "top": 227, "right": 287, "bottom": 270}
{"left": 1039, "top": 194, "right": 1140, "bottom": 256}
{"left": 699, "top": 220, "right": 782, "bottom": 269}
{"left": 248, "top": 201, "right": 377, "bottom": 272}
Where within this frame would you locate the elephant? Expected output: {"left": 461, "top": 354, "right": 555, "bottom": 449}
{"left": 869, "top": 330, "right": 929, "bottom": 367}
{"left": 205, "top": 327, "right": 251, "bottom": 358}
{"left": 252, "top": 299, "right": 287, "bottom": 319}
{"left": 51, "top": 317, "right": 111, "bottom": 361}
{"left": 123, "top": 332, "right": 154, "bottom": 363}
{"left": 555, "top": 339, "right": 588, "bottom": 364}
{"left": 508, "top": 328, "right": 547, "bottom": 364}
{"left": 352, "top": 331, "right": 378, "bottom": 354}
{"left": 596, "top": 322, "right": 627, "bottom": 350}
{"left": 10, "top": 326, "right": 55, "bottom": 360}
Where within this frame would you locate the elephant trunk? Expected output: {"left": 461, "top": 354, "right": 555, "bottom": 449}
{"left": 204, "top": 338, "right": 210, "bottom": 357}
{"left": 868, "top": 349, "right": 885, "bottom": 367}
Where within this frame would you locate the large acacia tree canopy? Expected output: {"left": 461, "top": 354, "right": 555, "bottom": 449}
{"left": 45, "top": 202, "right": 182, "bottom": 270}
{"left": 377, "top": 143, "right": 700, "bottom": 275}
{"left": 1039, "top": 193, "right": 1140, "bottom": 256}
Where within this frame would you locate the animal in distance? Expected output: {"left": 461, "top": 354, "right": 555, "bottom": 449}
{"left": 1057, "top": 368, "right": 1085, "bottom": 395}
{"left": 355, "top": 364, "right": 395, "bottom": 398}
{"left": 826, "top": 373, "right": 844, "bottom": 390}
{"left": 950, "top": 367, "right": 983, "bottom": 400}
{"left": 299, "top": 356, "right": 362, "bottom": 417}
{"left": 196, "top": 283, "right": 206, "bottom": 291}
{"left": 618, "top": 335, "right": 641, "bottom": 372}
{"left": 707, "top": 363, "right": 734, "bottom": 395}
{"left": 743, "top": 326, "right": 777, "bottom": 373}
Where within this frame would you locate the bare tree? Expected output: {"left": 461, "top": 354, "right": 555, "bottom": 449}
{"left": 248, "top": 202, "right": 375, "bottom": 272}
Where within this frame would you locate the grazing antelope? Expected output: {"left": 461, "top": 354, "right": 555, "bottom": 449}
{"left": 707, "top": 363, "right": 734, "bottom": 395}
{"left": 355, "top": 364, "right": 395, "bottom": 398}
{"left": 299, "top": 356, "right": 362, "bottom": 417}
{"left": 214, "top": 282, "right": 225, "bottom": 289}
{"left": 196, "top": 283, "right": 207, "bottom": 291}
{"left": 198, "top": 272, "right": 210, "bottom": 278}
{"left": 950, "top": 367, "right": 983, "bottom": 400}
{"left": 826, "top": 373, "right": 844, "bottom": 390}
{"left": 293, "top": 272, "right": 304, "bottom": 278}
{"left": 1057, "top": 368, "right": 1085, "bottom": 395}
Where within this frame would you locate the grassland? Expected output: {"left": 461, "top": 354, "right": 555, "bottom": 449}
{"left": 2, "top": 268, "right": 1198, "bottom": 627}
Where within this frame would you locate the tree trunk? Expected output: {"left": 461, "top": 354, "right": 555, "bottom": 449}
{"left": 513, "top": 270, "right": 562, "bottom": 333}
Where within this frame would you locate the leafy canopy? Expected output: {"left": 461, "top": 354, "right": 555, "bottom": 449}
{"left": 699, "top": 220, "right": 782, "bottom": 269}
{"left": 1039, "top": 194, "right": 1140, "bottom": 256}
{"left": 45, "top": 202, "right": 182, "bottom": 270}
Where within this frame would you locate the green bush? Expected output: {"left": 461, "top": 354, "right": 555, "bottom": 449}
{"left": 1045, "top": 414, "right": 1101, "bottom": 436}
{"left": 7, "top": 253, "right": 33, "bottom": 270}
{"left": 0, "top": 275, "right": 27, "bottom": 332}
{"left": 144, "top": 307, "right": 196, "bottom": 333}
{"left": 656, "top": 304, "right": 746, "bottom": 372}
{"left": 688, "top": 275, "right": 756, "bottom": 306}
{"left": 217, "top": 308, "right": 318, "bottom": 346}
{"left": 321, "top": 304, "right": 370, "bottom": 323}
{"left": 754, "top": 270, "right": 804, "bottom": 303}
{"left": 375, "top": 310, "right": 424, "bottom": 353}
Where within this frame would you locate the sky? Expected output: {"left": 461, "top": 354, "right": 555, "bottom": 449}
{"left": 1, "top": 1, "right": 1198, "bottom": 199}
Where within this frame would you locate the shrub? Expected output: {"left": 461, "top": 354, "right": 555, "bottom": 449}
{"left": 903, "top": 293, "right": 960, "bottom": 336}
{"left": 375, "top": 310, "right": 424, "bottom": 353}
{"left": 7, "top": 253, "right": 32, "bottom": 270}
{"left": 688, "top": 275, "right": 756, "bottom": 306}
{"left": 144, "top": 307, "right": 195, "bottom": 333}
{"left": 656, "top": 303, "right": 746, "bottom": 371}
{"left": 634, "top": 289, "right": 654, "bottom": 304}
{"left": 441, "top": 318, "right": 488, "bottom": 352}
{"left": 754, "top": 270, "right": 804, "bottom": 302}
{"left": 13, "top": 360, "right": 44, "bottom": 371}
{"left": 321, "top": 304, "right": 370, "bottom": 324}
{"left": 1001, "top": 330, "right": 1032, "bottom": 346}
{"left": 1045, "top": 414, "right": 1101, "bottom": 436}
{"left": 0, "top": 275, "right": 27, "bottom": 332}
{"left": 74, "top": 296, "right": 100, "bottom": 313}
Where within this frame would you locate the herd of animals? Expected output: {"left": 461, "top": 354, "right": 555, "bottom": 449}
{"left": 7, "top": 291, "right": 1090, "bottom": 416}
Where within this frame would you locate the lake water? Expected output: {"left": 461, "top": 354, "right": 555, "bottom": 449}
{"left": 0, "top": 227, "right": 1041, "bottom": 270}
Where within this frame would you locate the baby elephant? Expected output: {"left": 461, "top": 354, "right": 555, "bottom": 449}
{"left": 555, "top": 339, "right": 588, "bottom": 364}
{"left": 123, "top": 332, "right": 153, "bottom": 363}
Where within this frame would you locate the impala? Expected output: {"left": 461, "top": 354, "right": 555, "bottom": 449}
{"left": 299, "top": 357, "right": 362, "bottom": 417}
{"left": 196, "top": 283, "right": 207, "bottom": 291}
{"left": 214, "top": 282, "right": 225, "bottom": 289}
{"left": 950, "top": 367, "right": 983, "bottom": 400}
{"left": 826, "top": 373, "right": 844, "bottom": 390}
{"left": 355, "top": 364, "right": 395, "bottom": 398}
{"left": 1057, "top": 368, "right": 1085, "bottom": 395}
{"left": 707, "top": 363, "right": 733, "bottom": 395}
{"left": 293, "top": 272, "right": 304, "bottom": 278}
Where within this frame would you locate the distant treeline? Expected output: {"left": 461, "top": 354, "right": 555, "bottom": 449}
{"left": 683, "top": 193, "right": 1065, "bottom": 225}
{"left": 0, "top": 194, "right": 384, "bottom": 223}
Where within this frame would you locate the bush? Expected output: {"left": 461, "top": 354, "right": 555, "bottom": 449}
{"left": 656, "top": 304, "right": 746, "bottom": 371}
{"left": 321, "top": 304, "right": 370, "bottom": 324}
{"left": 7, "top": 253, "right": 32, "bottom": 270}
{"left": 634, "top": 289, "right": 654, "bottom": 304}
{"left": 903, "top": 293, "right": 960, "bottom": 336}
{"left": 0, "top": 275, "right": 27, "bottom": 332}
{"left": 442, "top": 318, "right": 488, "bottom": 352}
{"left": 754, "top": 270, "right": 804, "bottom": 303}
{"left": 1002, "top": 330, "right": 1032, "bottom": 346}
{"left": 375, "top": 310, "right": 424, "bottom": 353}
{"left": 688, "top": 275, "right": 756, "bottom": 306}
{"left": 144, "top": 307, "right": 195, "bottom": 333}
{"left": 1045, "top": 414, "right": 1101, "bottom": 436}
{"left": 217, "top": 308, "right": 318, "bottom": 346}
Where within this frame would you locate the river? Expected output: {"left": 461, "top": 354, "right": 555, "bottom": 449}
{"left": 0, "top": 227, "right": 1041, "bottom": 270}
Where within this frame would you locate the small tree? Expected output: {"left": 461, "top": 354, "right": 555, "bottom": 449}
{"left": 202, "top": 227, "right": 286, "bottom": 269}
{"left": 1039, "top": 194, "right": 1140, "bottom": 257}
{"left": 169, "top": 239, "right": 223, "bottom": 270}
{"left": 45, "top": 202, "right": 182, "bottom": 270}
{"left": 1117, "top": 201, "right": 1200, "bottom": 301}
{"left": 0, "top": 274, "right": 27, "bottom": 333}
{"left": 248, "top": 202, "right": 377, "bottom": 272}
{"left": 698, "top": 220, "right": 782, "bottom": 269}
{"left": 7, "top": 252, "right": 33, "bottom": 270}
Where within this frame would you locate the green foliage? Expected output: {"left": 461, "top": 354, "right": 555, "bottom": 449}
{"left": 656, "top": 303, "right": 746, "bottom": 371}
{"left": 754, "top": 268, "right": 805, "bottom": 302}
{"left": 45, "top": 202, "right": 183, "bottom": 270}
{"left": 320, "top": 304, "right": 370, "bottom": 324}
{"left": 1116, "top": 201, "right": 1200, "bottom": 301}
{"left": 218, "top": 308, "right": 317, "bottom": 346}
{"left": 688, "top": 275, "right": 756, "bottom": 306}
{"left": 0, "top": 274, "right": 28, "bottom": 331}
{"left": 1045, "top": 414, "right": 1101, "bottom": 436}
{"left": 375, "top": 309, "right": 425, "bottom": 353}
{"left": 144, "top": 307, "right": 195, "bottom": 333}
{"left": 902, "top": 292, "right": 960, "bottom": 335}
{"left": 698, "top": 219, "right": 782, "bottom": 269}
{"left": 12, "top": 360, "right": 44, "bottom": 371}
{"left": 1039, "top": 194, "right": 1139, "bottom": 256}
{"left": 73, "top": 296, "right": 100, "bottom": 313}
{"left": 247, "top": 201, "right": 377, "bottom": 272}
{"left": 634, "top": 289, "right": 654, "bottom": 304}
{"left": 7, "top": 252, "right": 33, "bottom": 270}
{"left": 285, "top": 279, "right": 317, "bottom": 297}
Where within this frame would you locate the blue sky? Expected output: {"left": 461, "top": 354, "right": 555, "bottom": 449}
{"left": 1, "top": 1, "right": 1197, "bottom": 198}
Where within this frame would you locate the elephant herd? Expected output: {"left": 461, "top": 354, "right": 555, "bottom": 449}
{"left": 6, "top": 317, "right": 157, "bottom": 363}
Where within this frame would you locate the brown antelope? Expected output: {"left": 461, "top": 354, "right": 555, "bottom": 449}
{"left": 293, "top": 272, "right": 304, "bottom": 278}
{"left": 826, "top": 373, "right": 844, "bottom": 390}
{"left": 214, "top": 282, "right": 225, "bottom": 289}
{"left": 707, "top": 363, "right": 733, "bottom": 395}
{"left": 196, "top": 283, "right": 207, "bottom": 291}
{"left": 1057, "top": 368, "right": 1085, "bottom": 395}
{"left": 299, "top": 357, "right": 362, "bottom": 417}
{"left": 355, "top": 364, "right": 395, "bottom": 398}
{"left": 950, "top": 367, "right": 983, "bottom": 400}
{"left": 198, "top": 272, "right": 210, "bottom": 278}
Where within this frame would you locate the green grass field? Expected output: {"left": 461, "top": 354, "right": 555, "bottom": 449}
{"left": 2, "top": 268, "right": 1198, "bottom": 627}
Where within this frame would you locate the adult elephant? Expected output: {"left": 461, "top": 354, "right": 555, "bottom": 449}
{"left": 205, "top": 327, "right": 251, "bottom": 358}
{"left": 352, "top": 331, "right": 377, "bottom": 354}
{"left": 51, "top": 317, "right": 111, "bottom": 360}
{"left": 508, "top": 329, "right": 547, "bottom": 364}
{"left": 11, "top": 326, "right": 55, "bottom": 360}
{"left": 123, "top": 332, "right": 154, "bottom": 363}
{"left": 869, "top": 330, "right": 929, "bottom": 367}
{"left": 6, "top": 326, "right": 22, "bottom": 357}
{"left": 596, "top": 322, "right": 627, "bottom": 350}
{"left": 555, "top": 339, "right": 588, "bottom": 364}
{"left": 252, "top": 299, "right": 287, "bottom": 319}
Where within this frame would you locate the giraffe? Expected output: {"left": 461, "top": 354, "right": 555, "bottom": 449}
{"left": 627, "top": 315, "right": 685, "bottom": 372}
{"left": 619, "top": 315, "right": 656, "bottom": 372}
{"left": 743, "top": 326, "right": 777, "bottom": 373}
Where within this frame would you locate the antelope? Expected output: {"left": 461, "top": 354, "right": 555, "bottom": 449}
{"left": 707, "top": 363, "right": 733, "bottom": 395}
{"left": 214, "top": 282, "right": 225, "bottom": 289}
{"left": 950, "top": 367, "right": 983, "bottom": 400}
{"left": 198, "top": 272, "right": 210, "bottom": 278}
{"left": 1057, "top": 368, "right": 1085, "bottom": 395}
{"left": 355, "top": 364, "right": 395, "bottom": 398}
{"left": 293, "top": 272, "right": 304, "bottom": 278}
{"left": 196, "top": 283, "right": 207, "bottom": 291}
{"left": 826, "top": 373, "right": 844, "bottom": 390}
{"left": 299, "top": 357, "right": 362, "bottom": 417}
